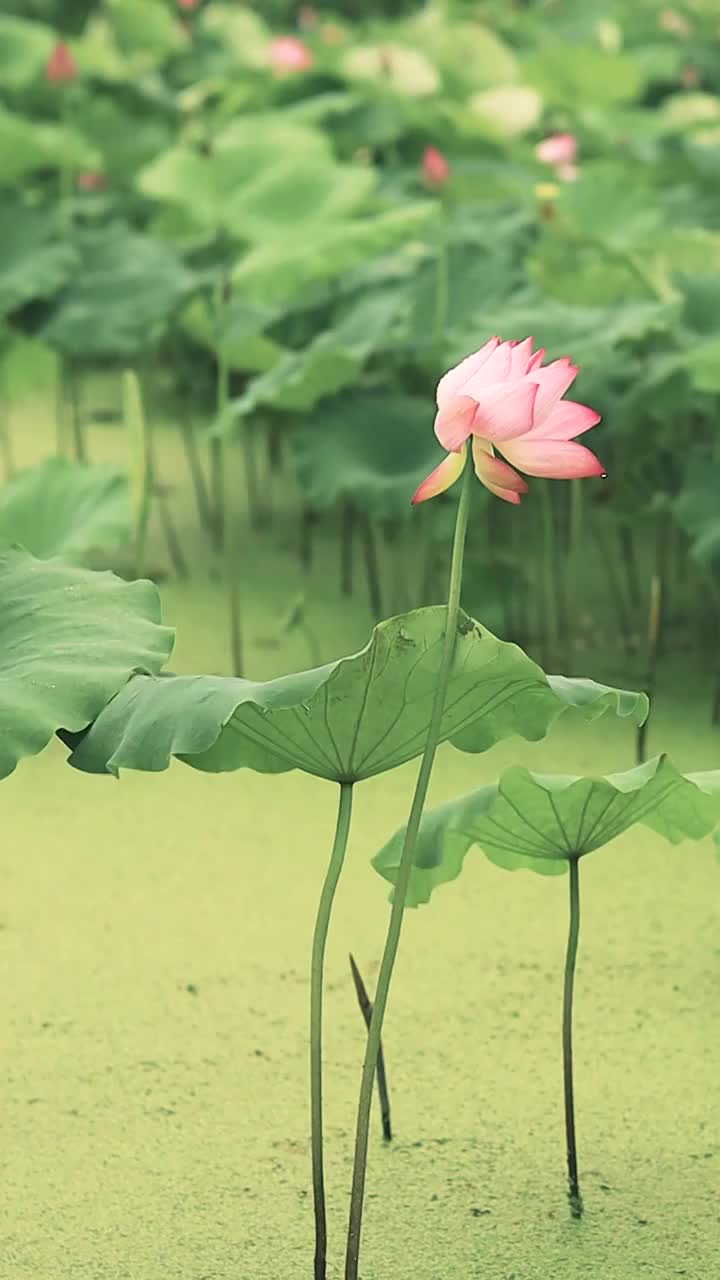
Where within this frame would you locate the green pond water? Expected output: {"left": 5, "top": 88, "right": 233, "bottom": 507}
{"left": 4, "top": 393, "right": 719, "bottom": 1279}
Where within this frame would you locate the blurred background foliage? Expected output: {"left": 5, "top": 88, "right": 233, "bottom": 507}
{"left": 1, "top": 0, "right": 720, "bottom": 717}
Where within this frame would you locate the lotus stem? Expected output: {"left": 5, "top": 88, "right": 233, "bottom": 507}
{"left": 567, "top": 479, "right": 583, "bottom": 672}
{"left": 178, "top": 407, "right": 213, "bottom": 537}
{"left": 0, "top": 403, "right": 15, "bottom": 480}
{"left": 540, "top": 480, "right": 559, "bottom": 667}
{"left": 209, "top": 436, "right": 225, "bottom": 553}
{"left": 433, "top": 202, "right": 449, "bottom": 352}
{"left": 618, "top": 521, "right": 641, "bottom": 615}
{"left": 155, "top": 489, "right": 189, "bottom": 580}
{"left": 349, "top": 954, "right": 392, "bottom": 1142}
{"left": 67, "top": 362, "right": 87, "bottom": 463}
{"left": 122, "top": 370, "right": 152, "bottom": 580}
{"left": 344, "top": 446, "right": 474, "bottom": 1280}
{"left": 563, "top": 855, "right": 583, "bottom": 1221}
{"left": 215, "top": 284, "right": 244, "bottom": 676}
{"left": 341, "top": 500, "right": 356, "bottom": 597}
{"left": 360, "top": 514, "right": 383, "bottom": 621}
{"left": 310, "top": 782, "right": 354, "bottom": 1280}
{"left": 241, "top": 420, "right": 264, "bottom": 530}
{"left": 300, "top": 506, "right": 318, "bottom": 574}
{"left": 636, "top": 573, "right": 662, "bottom": 764}
{"left": 590, "top": 514, "right": 634, "bottom": 658}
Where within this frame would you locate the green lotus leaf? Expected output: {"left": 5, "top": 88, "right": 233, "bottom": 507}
{"left": 290, "top": 391, "right": 443, "bottom": 518}
{"left": 0, "top": 108, "right": 99, "bottom": 184}
{"left": 0, "top": 547, "right": 173, "bottom": 780}
{"left": 43, "top": 223, "right": 193, "bottom": 358}
{"left": 673, "top": 452, "right": 720, "bottom": 564}
{"left": 137, "top": 120, "right": 340, "bottom": 239}
{"left": 0, "top": 458, "right": 130, "bottom": 562}
{"left": 180, "top": 296, "right": 282, "bottom": 374}
{"left": 341, "top": 44, "right": 440, "bottom": 97}
{"left": 0, "top": 200, "right": 77, "bottom": 315}
{"left": 232, "top": 291, "right": 407, "bottom": 419}
{"left": 525, "top": 46, "right": 645, "bottom": 109}
{"left": 64, "top": 608, "right": 645, "bottom": 784}
{"left": 0, "top": 15, "right": 54, "bottom": 89}
{"left": 109, "top": 0, "right": 181, "bottom": 66}
{"left": 553, "top": 166, "right": 665, "bottom": 255}
{"left": 448, "top": 295, "right": 673, "bottom": 377}
{"left": 373, "top": 756, "right": 720, "bottom": 906}
{"left": 231, "top": 204, "right": 438, "bottom": 307}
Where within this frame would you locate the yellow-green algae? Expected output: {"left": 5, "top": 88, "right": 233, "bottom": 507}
{"left": 3, "top": 394, "right": 719, "bottom": 1279}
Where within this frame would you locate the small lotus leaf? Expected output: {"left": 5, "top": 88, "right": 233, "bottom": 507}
{"left": 373, "top": 756, "right": 720, "bottom": 905}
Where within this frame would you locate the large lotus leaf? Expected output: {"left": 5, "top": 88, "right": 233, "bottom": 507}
{"left": 64, "top": 608, "right": 646, "bottom": 784}
{"left": 0, "top": 458, "right": 130, "bottom": 561}
{"left": 410, "top": 16, "right": 518, "bottom": 91}
{"left": 660, "top": 92, "right": 720, "bottom": 135}
{"left": 137, "top": 120, "right": 335, "bottom": 236}
{"left": 673, "top": 453, "right": 720, "bottom": 564}
{"left": 525, "top": 46, "right": 645, "bottom": 108}
{"left": 468, "top": 86, "right": 543, "bottom": 139}
{"left": 231, "top": 291, "right": 407, "bottom": 419}
{"left": 0, "top": 108, "right": 99, "bottom": 184}
{"left": 341, "top": 44, "right": 440, "bottom": 96}
{"left": 373, "top": 756, "right": 720, "bottom": 905}
{"left": 0, "top": 15, "right": 54, "bottom": 89}
{"left": 222, "top": 159, "right": 376, "bottom": 243}
{"left": 449, "top": 296, "right": 673, "bottom": 376}
{"left": 401, "top": 241, "right": 523, "bottom": 351}
{"left": 527, "top": 236, "right": 650, "bottom": 308}
{"left": 0, "top": 547, "right": 173, "bottom": 780}
{"left": 43, "top": 223, "right": 193, "bottom": 358}
{"left": 553, "top": 167, "right": 665, "bottom": 255}
{"left": 76, "top": 14, "right": 136, "bottom": 82}
{"left": 290, "top": 391, "right": 443, "bottom": 518}
{"left": 0, "top": 201, "right": 77, "bottom": 315}
{"left": 197, "top": 5, "right": 269, "bottom": 71}
{"left": 669, "top": 335, "right": 720, "bottom": 394}
{"left": 108, "top": 0, "right": 180, "bottom": 66}
{"left": 180, "top": 297, "right": 282, "bottom": 375}
{"left": 231, "top": 204, "right": 438, "bottom": 306}
{"left": 78, "top": 94, "right": 173, "bottom": 184}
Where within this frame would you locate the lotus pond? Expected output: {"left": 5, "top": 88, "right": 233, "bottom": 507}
{"left": 2, "top": 2, "right": 720, "bottom": 1279}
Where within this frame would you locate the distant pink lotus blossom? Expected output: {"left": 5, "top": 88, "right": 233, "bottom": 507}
{"left": 421, "top": 146, "right": 450, "bottom": 188}
{"left": 535, "top": 133, "right": 577, "bottom": 168}
{"left": 46, "top": 41, "right": 76, "bottom": 85}
{"left": 177, "top": 0, "right": 199, "bottom": 9}
{"left": 412, "top": 337, "right": 603, "bottom": 505}
{"left": 659, "top": 8, "right": 692, "bottom": 37}
{"left": 319, "top": 23, "right": 345, "bottom": 45}
{"left": 76, "top": 171, "right": 106, "bottom": 192}
{"left": 269, "top": 35, "right": 313, "bottom": 75}
{"left": 298, "top": 5, "right": 318, "bottom": 28}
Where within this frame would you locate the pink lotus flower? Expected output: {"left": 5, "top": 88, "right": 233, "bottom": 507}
{"left": 269, "top": 35, "right": 313, "bottom": 75}
{"left": 46, "top": 41, "right": 76, "bottom": 85}
{"left": 421, "top": 146, "right": 450, "bottom": 188}
{"left": 412, "top": 337, "right": 603, "bottom": 506}
{"left": 535, "top": 133, "right": 577, "bottom": 168}
{"left": 177, "top": 0, "right": 199, "bottom": 8}
{"left": 76, "top": 171, "right": 106, "bottom": 192}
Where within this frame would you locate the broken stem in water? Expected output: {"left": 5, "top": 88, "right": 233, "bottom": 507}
{"left": 349, "top": 954, "right": 392, "bottom": 1142}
